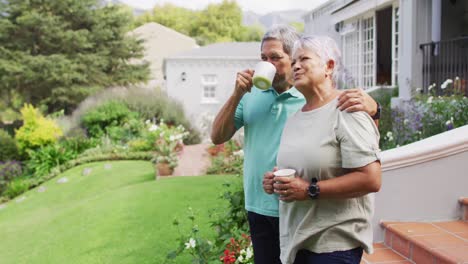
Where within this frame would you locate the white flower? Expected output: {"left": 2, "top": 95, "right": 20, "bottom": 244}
{"left": 233, "top": 149, "right": 244, "bottom": 157}
{"left": 185, "top": 238, "right": 196, "bottom": 249}
{"left": 427, "top": 96, "right": 433, "bottom": 104}
{"left": 445, "top": 120, "right": 452, "bottom": 126}
{"left": 145, "top": 120, "right": 151, "bottom": 125}
{"left": 386, "top": 131, "right": 393, "bottom": 138}
{"left": 169, "top": 135, "right": 175, "bottom": 141}
{"left": 246, "top": 247, "right": 253, "bottom": 259}
{"left": 237, "top": 255, "right": 244, "bottom": 262}
{"left": 403, "top": 119, "right": 409, "bottom": 125}
{"left": 148, "top": 124, "right": 158, "bottom": 132}
{"left": 415, "top": 87, "right": 422, "bottom": 93}
{"left": 441, "top": 79, "right": 453, "bottom": 89}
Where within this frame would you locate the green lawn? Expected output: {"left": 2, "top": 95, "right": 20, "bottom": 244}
{"left": 0, "top": 161, "right": 233, "bottom": 264}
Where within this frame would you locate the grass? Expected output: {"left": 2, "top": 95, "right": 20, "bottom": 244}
{"left": 0, "top": 160, "right": 233, "bottom": 264}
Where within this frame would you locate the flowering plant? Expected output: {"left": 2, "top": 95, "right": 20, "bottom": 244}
{"left": 166, "top": 207, "right": 217, "bottom": 264}
{"left": 145, "top": 119, "right": 188, "bottom": 154}
{"left": 151, "top": 153, "right": 178, "bottom": 169}
{"left": 220, "top": 234, "right": 253, "bottom": 264}
{"left": 145, "top": 119, "right": 189, "bottom": 169}
{"left": 379, "top": 78, "right": 467, "bottom": 150}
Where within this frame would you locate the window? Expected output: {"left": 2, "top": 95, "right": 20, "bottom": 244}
{"left": 342, "top": 21, "right": 361, "bottom": 88}
{"left": 341, "top": 15, "right": 376, "bottom": 89}
{"left": 362, "top": 16, "right": 375, "bottom": 88}
{"left": 202, "top": 74, "right": 217, "bottom": 103}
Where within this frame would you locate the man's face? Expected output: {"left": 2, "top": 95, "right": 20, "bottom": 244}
{"left": 260, "top": 39, "right": 293, "bottom": 87}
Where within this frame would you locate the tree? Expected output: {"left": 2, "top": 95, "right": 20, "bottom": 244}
{"left": 0, "top": 0, "right": 149, "bottom": 114}
{"left": 134, "top": 3, "right": 196, "bottom": 36}
{"left": 191, "top": 0, "right": 244, "bottom": 45}
{"left": 133, "top": 0, "right": 264, "bottom": 45}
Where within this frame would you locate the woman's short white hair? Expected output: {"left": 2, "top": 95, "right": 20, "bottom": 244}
{"left": 293, "top": 35, "right": 355, "bottom": 88}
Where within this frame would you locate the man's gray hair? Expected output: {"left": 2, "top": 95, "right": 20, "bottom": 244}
{"left": 261, "top": 24, "right": 301, "bottom": 56}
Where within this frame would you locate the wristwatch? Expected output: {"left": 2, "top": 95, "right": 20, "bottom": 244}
{"left": 307, "top": 178, "right": 320, "bottom": 199}
{"left": 371, "top": 102, "right": 381, "bottom": 120}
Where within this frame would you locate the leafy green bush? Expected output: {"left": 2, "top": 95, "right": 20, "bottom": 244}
{"left": 72, "top": 87, "right": 201, "bottom": 144}
{"left": 15, "top": 104, "right": 63, "bottom": 153}
{"left": 0, "top": 130, "right": 19, "bottom": 161}
{"left": 25, "top": 144, "right": 76, "bottom": 178}
{"left": 81, "top": 100, "right": 139, "bottom": 139}
{"left": 59, "top": 136, "right": 99, "bottom": 157}
{"left": 3, "top": 177, "right": 30, "bottom": 199}
{"left": 206, "top": 140, "right": 243, "bottom": 175}
{"left": 380, "top": 93, "right": 468, "bottom": 150}
{"left": 0, "top": 161, "right": 22, "bottom": 194}
{"left": 127, "top": 138, "right": 153, "bottom": 152}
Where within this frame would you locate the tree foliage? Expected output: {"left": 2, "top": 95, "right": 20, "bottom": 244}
{"left": 0, "top": 0, "right": 150, "bottom": 114}
{"left": 134, "top": 0, "right": 263, "bottom": 45}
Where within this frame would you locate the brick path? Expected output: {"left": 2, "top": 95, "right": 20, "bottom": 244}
{"left": 172, "top": 143, "right": 211, "bottom": 176}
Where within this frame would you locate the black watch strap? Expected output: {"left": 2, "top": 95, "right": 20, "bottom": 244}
{"left": 371, "top": 102, "right": 381, "bottom": 120}
{"left": 308, "top": 177, "right": 320, "bottom": 199}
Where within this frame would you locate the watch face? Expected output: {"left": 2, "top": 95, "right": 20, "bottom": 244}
{"left": 308, "top": 185, "right": 317, "bottom": 195}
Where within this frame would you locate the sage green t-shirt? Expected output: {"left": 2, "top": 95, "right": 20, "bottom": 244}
{"left": 276, "top": 98, "right": 380, "bottom": 264}
{"left": 234, "top": 87, "right": 305, "bottom": 217}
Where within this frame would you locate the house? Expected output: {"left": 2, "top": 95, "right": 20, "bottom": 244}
{"left": 163, "top": 42, "right": 260, "bottom": 135}
{"left": 129, "top": 22, "right": 198, "bottom": 89}
{"left": 304, "top": 0, "right": 468, "bottom": 103}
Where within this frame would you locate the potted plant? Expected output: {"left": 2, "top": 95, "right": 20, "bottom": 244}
{"left": 152, "top": 153, "right": 178, "bottom": 177}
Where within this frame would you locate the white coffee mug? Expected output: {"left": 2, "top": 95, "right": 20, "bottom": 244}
{"left": 253, "top": 61, "right": 276, "bottom": 90}
{"left": 273, "top": 168, "right": 296, "bottom": 183}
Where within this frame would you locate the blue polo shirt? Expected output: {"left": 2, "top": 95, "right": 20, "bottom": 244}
{"left": 234, "top": 87, "right": 305, "bottom": 217}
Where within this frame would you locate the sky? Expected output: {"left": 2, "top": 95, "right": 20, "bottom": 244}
{"left": 118, "top": 0, "right": 329, "bottom": 15}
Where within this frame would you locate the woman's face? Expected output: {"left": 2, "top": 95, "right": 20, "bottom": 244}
{"left": 291, "top": 47, "right": 333, "bottom": 90}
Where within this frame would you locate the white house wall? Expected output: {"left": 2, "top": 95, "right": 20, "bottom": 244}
{"left": 165, "top": 58, "right": 259, "bottom": 136}
{"left": 397, "top": 0, "right": 431, "bottom": 102}
{"left": 374, "top": 125, "right": 468, "bottom": 242}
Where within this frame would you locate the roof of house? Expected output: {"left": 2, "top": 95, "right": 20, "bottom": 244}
{"left": 167, "top": 42, "right": 261, "bottom": 60}
{"left": 130, "top": 22, "right": 197, "bottom": 45}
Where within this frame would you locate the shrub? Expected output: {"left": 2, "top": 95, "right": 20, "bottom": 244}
{"left": 72, "top": 87, "right": 201, "bottom": 144}
{"left": 0, "top": 161, "right": 22, "bottom": 194}
{"left": 380, "top": 93, "right": 468, "bottom": 150}
{"left": 59, "top": 136, "right": 99, "bottom": 157}
{"left": 3, "top": 177, "right": 30, "bottom": 199}
{"left": 206, "top": 140, "right": 243, "bottom": 176}
{"left": 0, "top": 130, "right": 19, "bottom": 161}
{"left": 81, "top": 100, "right": 139, "bottom": 139}
{"left": 15, "top": 104, "right": 63, "bottom": 153}
{"left": 127, "top": 138, "right": 153, "bottom": 152}
{"left": 25, "top": 144, "right": 76, "bottom": 178}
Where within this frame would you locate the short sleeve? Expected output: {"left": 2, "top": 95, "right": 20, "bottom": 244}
{"left": 336, "top": 111, "right": 381, "bottom": 168}
{"left": 234, "top": 96, "right": 245, "bottom": 130}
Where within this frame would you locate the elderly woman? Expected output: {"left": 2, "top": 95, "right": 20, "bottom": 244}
{"left": 262, "top": 35, "right": 381, "bottom": 264}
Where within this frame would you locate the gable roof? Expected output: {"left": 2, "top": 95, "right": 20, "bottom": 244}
{"left": 168, "top": 42, "right": 261, "bottom": 60}
{"left": 130, "top": 22, "right": 197, "bottom": 44}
